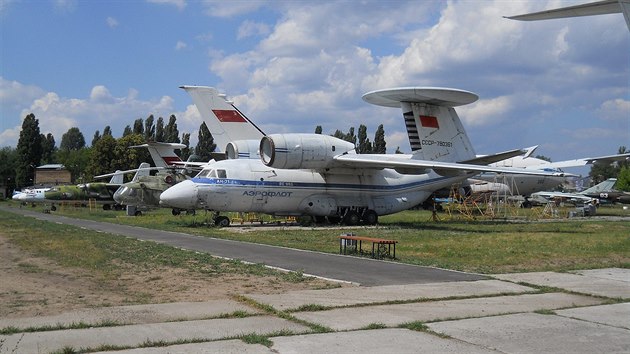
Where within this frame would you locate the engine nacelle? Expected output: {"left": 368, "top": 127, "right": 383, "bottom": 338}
{"left": 225, "top": 139, "right": 260, "bottom": 159}
{"left": 260, "top": 134, "right": 355, "bottom": 169}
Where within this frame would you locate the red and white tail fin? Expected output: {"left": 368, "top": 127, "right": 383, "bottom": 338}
{"left": 180, "top": 86, "right": 265, "bottom": 152}
{"left": 363, "top": 87, "right": 478, "bottom": 163}
{"left": 131, "top": 142, "right": 185, "bottom": 168}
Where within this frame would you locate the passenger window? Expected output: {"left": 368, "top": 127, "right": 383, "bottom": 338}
{"left": 217, "top": 170, "right": 227, "bottom": 178}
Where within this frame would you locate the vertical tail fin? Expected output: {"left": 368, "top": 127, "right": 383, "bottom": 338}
{"left": 131, "top": 162, "right": 151, "bottom": 182}
{"left": 580, "top": 178, "right": 618, "bottom": 195}
{"left": 180, "top": 86, "right": 265, "bottom": 152}
{"left": 109, "top": 172, "right": 124, "bottom": 185}
{"left": 131, "top": 142, "right": 185, "bottom": 168}
{"left": 363, "top": 87, "right": 478, "bottom": 162}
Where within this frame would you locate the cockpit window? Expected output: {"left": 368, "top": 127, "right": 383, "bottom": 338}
{"left": 195, "top": 169, "right": 217, "bottom": 178}
{"left": 217, "top": 169, "right": 227, "bottom": 178}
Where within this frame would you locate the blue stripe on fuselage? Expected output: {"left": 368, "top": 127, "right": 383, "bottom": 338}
{"left": 191, "top": 175, "right": 454, "bottom": 192}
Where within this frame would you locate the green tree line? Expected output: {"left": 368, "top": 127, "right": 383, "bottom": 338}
{"left": 2, "top": 113, "right": 217, "bottom": 190}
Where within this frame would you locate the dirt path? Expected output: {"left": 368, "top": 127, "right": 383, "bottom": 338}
{"left": 0, "top": 234, "right": 341, "bottom": 319}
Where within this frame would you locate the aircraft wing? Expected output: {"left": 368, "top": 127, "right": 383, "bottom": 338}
{"left": 332, "top": 154, "right": 571, "bottom": 177}
{"left": 531, "top": 191, "right": 594, "bottom": 204}
{"left": 506, "top": 0, "right": 622, "bottom": 21}
{"left": 524, "top": 152, "right": 630, "bottom": 170}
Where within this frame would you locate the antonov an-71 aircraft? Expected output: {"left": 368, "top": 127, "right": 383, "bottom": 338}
{"left": 161, "top": 86, "right": 565, "bottom": 226}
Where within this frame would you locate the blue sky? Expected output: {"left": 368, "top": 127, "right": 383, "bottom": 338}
{"left": 1, "top": 0, "right": 628, "bottom": 176}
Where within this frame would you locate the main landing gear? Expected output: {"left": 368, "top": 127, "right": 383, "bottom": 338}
{"left": 340, "top": 208, "right": 378, "bottom": 226}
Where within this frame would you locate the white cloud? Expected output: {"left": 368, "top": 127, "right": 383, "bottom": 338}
{"left": 175, "top": 40, "right": 187, "bottom": 51}
{"left": 597, "top": 98, "right": 630, "bottom": 122}
{"left": 459, "top": 96, "right": 513, "bottom": 127}
{"left": 202, "top": 0, "right": 264, "bottom": 18}
{"left": 106, "top": 16, "right": 119, "bottom": 28}
{"left": 146, "top": 0, "right": 186, "bottom": 11}
{"left": 0, "top": 83, "right": 181, "bottom": 148}
{"left": 53, "top": 0, "right": 77, "bottom": 14}
{"left": 237, "top": 20, "right": 270, "bottom": 40}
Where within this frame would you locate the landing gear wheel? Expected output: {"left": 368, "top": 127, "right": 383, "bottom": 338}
{"left": 50, "top": 205, "right": 57, "bottom": 212}
{"left": 327, "top": 216, "right": 342, "bottom": 224}
{"left": 103, "top": 204, "right": 111, "bottom": 211}
{"left": 172, "top": 209, "right": 181, "bottom": 216}
{"left": 186, "top": 209, "right": 196, "bottom": 216}
{"left": 135, "top": 211, "right": 142, "bottom": 216}
{"left": 214, "top": 215, "right": 230, "bottom": 227}
{"left": 343, "top": 211, "right": 360, "bottom": 226}
{"left": 362, "top": 210, "right": 378, "bottom": 225}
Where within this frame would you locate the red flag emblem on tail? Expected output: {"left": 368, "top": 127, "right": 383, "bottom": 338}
{"left": 419, "top": 115, "right": 439, "bottom": 129}
{"left": 212, "top": 109, "right": 247, "bottom": 123}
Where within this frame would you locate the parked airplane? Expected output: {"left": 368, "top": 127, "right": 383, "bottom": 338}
{"left": 506, "top": 0, "right": 630, "bottom": 31}
{"left": 12, "top": 187, "right": 50, "bottom": 205}
{"left": 161, "top": 86, "right": 566, "bottom": 226}
{"left": 44, "top": 173, "right": 124, "bottom": 211}
{"left": 530, "top": 178, "right": 628, "bottom": 205}
{"left": 468, "top": 148, "right": 630, "bottom": 200}
{"left": 95, "top": 144, "right": 193, "bottom": 215}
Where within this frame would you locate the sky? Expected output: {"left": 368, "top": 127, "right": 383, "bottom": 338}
{"left": 1, "top": 0, "right": 628, "bottom": 176}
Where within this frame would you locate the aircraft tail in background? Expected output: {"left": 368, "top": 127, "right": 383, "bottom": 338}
{"left": 131, "top": 142, "right": 186, "bottom": 168}
{"left": 580, "top": 178, "right": 617, "bottom": 195}
{"left": 180, "top": 86, "right": 265, "bottom": 153}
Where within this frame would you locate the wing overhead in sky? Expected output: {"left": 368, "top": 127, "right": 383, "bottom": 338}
{"left": 524, "top": 152, "right": 630, "bottom": 170}
{"left": 506, "top": 0, "right": 630, "bottom": 31}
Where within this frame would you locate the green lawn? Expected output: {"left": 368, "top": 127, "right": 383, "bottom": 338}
{"left": 3, "top": 201, "right": 630, "bottom": 274}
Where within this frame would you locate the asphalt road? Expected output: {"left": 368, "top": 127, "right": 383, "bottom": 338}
{"left": 1, "top": 205, "right": 484, "bottom": 286}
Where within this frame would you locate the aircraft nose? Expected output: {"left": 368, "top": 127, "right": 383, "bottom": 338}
{"left": 160, "top": 180, "right": 198, "bottom": 209}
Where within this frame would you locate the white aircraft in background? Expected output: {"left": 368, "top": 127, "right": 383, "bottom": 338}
{"left": 12, "top": 187, "right": 50, "bottom": 204}
{"left": 506, "top": 0, "right": 630, "bottom": 31}
{"left": 161, "top": 86, "right": 565, "bottom": 226}
{"left": 467, "top": 147, "right": 630, "bottom": 200}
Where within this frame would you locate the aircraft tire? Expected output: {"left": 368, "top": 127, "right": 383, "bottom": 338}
{"left": 50, "top": 205, "right": 57, "bottom": 212}
{"left": 327, "top": 216, "right": 342, "bottom": 224}
{"left": 215, "top": 216, "right": 230, "bottom": 227}
{"left": 172, "top": 209, "right": 181, "bottom": 216}
{"left": 103, "top": 204, "right": 111, "bottom": 211}
{"left": 186, "top": 209, "right": 196, "bottom": 216}
{"left": 343, "top": 211, "right": 360, "bottom": 226}
{"left": 362, "top": 210, "right": 378, "bottom": 225}
{"left": 135, "top": 211, "right": 142, "bottom": 216}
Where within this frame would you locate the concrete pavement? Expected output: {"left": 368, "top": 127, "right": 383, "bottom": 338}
{"left": 1, "top": 268, "right": 628, "bottom": 353}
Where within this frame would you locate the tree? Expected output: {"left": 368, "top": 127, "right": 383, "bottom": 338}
{"left": 589, "top": 146, "right": 627, "bottom": 184}
{"left": 59, "top": 127, "right": 86, "bottom": 151}
{"left": 85, "top": 134, "right": 117, "bottom": 180}
{"left": 194, "top": 122, "right": 216, "bottom": 162}
{"left": 111, "top": 134, "right": 147, "bottom": 173}
{"left": 122, "top": 125, "right": 132, "bottom": 137}
{"left": 56, "top": 147, "right": 91, "bottom": 183}
{"left": 0, "top": 147, "right": 18, "bottom": 194}
{"left": 345, "top": 127, "right": 356, "bottom": 145}
{"left": 103, "top": 126, "right": 112, "bottom": 137}
{"left": 164, "top": 115, "right": 180, "bottom": 143}
{"left": 155, "top": 116, "right": 165, "bottom": 142}
{"left": 144, "top": 115, "right": 155, "bottom": 142}
{"left": 315, "top": 125, "right": 322, "bottom": 134}
{"left": 133, "top": 118, "right": 144, "bottom": 135}
{"left": 616, "top": 166, "right": 630, "bottom": 191}
{"left": 180, "top": 133, "right": 192, "bottom": 161}
{"left": 40, "top": 133, "right": 56, "bottom": 164}
{"left": 357, "top": 124, "right": 372, "bottom": 154}
{"left": 92, "top": 130, "right": 102, "bottom": 146}
{"left": 373, "top": 124, "right": 386, "bottom": 154}
{"left": 16, "top": 113, "right": 42, "bottom": 187}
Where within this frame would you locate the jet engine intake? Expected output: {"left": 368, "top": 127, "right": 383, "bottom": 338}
{"left": 260, "top": 133, "right": 355, "bottom": 169}
{"left": 225, "top": 139, "right": 260, "bottom": 159}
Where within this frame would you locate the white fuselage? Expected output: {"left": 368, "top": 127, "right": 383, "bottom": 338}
{"left": 12, "top": 188, "right": 50, "bottom": 203}
{"left": 160, "top": 159, "right": 470, "bottom": 217}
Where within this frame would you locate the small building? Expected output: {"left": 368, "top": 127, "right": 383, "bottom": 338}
{"left": 35, "top": 164, "right": 72, "bottom": 185}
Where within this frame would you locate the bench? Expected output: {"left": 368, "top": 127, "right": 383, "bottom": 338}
{"left": 338, "top": 234, "right": 397, "bottom": 259}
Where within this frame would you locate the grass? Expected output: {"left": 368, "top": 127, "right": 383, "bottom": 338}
{"left": 2, "top": 202, "right": 630, "bottom": 274}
